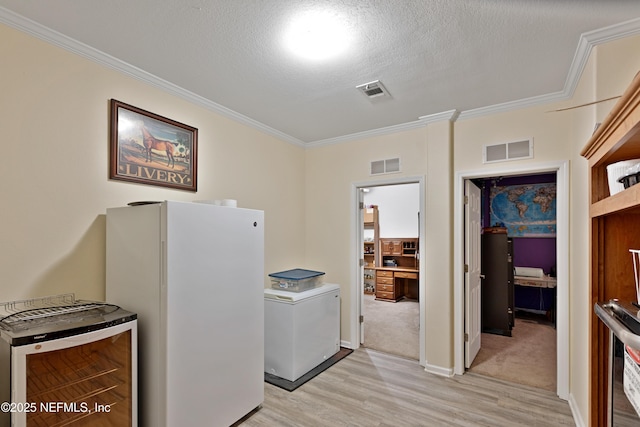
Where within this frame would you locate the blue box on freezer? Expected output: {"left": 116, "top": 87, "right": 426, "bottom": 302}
{"left": 268, "top": 268, "right": 325, "bottom": 292}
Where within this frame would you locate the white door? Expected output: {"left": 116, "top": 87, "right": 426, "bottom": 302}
{"left": 358, "top": 188, "right": 366, "bottom": 344}
{"left": 465, "top": 180, "right": 482, "bottom": 368}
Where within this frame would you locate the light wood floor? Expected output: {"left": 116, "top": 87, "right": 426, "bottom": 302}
{"left": 239, "top": 348, "right": 575, "bottom": 426}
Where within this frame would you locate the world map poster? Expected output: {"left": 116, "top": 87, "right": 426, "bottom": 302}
{"left": 489, "top": 183, "right": 556, "bottom": 237}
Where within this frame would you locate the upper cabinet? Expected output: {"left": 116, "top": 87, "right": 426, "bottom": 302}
{"left": 581, "top": 70, "right": 640, "bottom": 426}
{"left": 380, "top": 239, "right": 402, "bottom": 256}
{"left": 380, "top": 238, "right": 418, "bottom": 257}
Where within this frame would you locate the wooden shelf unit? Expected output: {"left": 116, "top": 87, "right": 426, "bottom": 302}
{"left": 364, "top": 206, "right": 379, "bottom": 294}
{"left": 581, "top": 70, "right": 640, "bottom": 426}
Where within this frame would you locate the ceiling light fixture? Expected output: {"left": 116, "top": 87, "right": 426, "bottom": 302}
{"left": 284, "top": 10, "right": 351, "bottom": 61}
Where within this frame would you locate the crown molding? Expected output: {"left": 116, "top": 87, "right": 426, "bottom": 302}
{"left": 0, "top": 7, "right": 306, "bottom": 148}
{"left": 458, "top": 91, "right": 569, "bottom": 121}
{"left": 565, "top": 17, "right": 640, "bottom": 96}
{"left": 306, "top": 119, "right": 426, "bottom": 148}
{"left": 459, "top": 17, "right": 640, "bottom": 121}
{"left": 306, "top": 109, "right": 461, "bottom": 148}
{"left": 419, "top": 109, "right": 461, "bottom": 123}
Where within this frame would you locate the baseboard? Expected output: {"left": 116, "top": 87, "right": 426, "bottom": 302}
{"left": 424, "top": 362, "right": 454, "bottom": 378}
{"left": 343, "top": 339, "right": 454, "bottom": 379}
{"left": 341, "top": 340, "right": 355, "bottom": 349}
{"left": 567, "top": 393, "right": 586, "bottom": 427}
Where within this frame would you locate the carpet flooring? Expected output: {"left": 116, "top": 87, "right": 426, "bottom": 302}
{"left": 362, "top": 293, "right": 419, "bottom": 360}
{"left": 468, "top": 313, "right": 557, "bottom": 391}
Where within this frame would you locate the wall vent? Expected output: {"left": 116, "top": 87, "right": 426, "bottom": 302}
{"left": 370, "top": 157, "right": 401, "bottom": 175}
{"left": 357, "top": 80, "right": 390, "bottom": 99}
{"left": 483, "top": 139, "right": 533, "bottom": 164}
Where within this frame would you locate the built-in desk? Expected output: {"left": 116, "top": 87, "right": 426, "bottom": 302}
{"left": 514, "top": 275, "right": 557, "bottom": 325}
{"left": 375, "top": 267, "right": 419, "bottom": 302}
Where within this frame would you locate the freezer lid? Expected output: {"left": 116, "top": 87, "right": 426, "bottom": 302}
{"left": 264, "top": 283, "right": 340, "bottom": 303}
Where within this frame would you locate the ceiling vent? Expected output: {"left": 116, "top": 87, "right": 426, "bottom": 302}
{"left": 357, "top": 80, "right": 390, "bottom": 99}
{"left": 483, "top": 139, "right": 533, "bottom": 164}
{"left": 370, "top": 157, "right": 401, "bottom": 175}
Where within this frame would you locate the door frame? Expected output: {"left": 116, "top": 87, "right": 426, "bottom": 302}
{"left": 453, "top": 160, "right": 569, "bottom": 400}
{"left": 351, "top": 175, "right": 426, "bottom": 366}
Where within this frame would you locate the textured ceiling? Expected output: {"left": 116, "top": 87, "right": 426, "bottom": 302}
{"left": 2, "top": 1, "right": 640, "bottom": 145}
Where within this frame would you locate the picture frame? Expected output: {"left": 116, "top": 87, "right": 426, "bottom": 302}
{"left": 109, "top": 99, "right": 198, "bottom": 191}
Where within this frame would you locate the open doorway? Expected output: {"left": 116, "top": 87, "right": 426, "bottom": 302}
{"left": 454, "top": 160, "right": 569, "bottom": 400}
{"left": 467, "top": 173, "right": 558, "bottom": 392}
{"left": 360, "top": 183, "right": 420, "bottom": 360}
{"left": 352, "top": 176, "right": 425, "bottom": 365}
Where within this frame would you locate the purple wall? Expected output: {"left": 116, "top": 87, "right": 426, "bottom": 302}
{"left": 512, "top": 238, "right": 556, "bottom": 276}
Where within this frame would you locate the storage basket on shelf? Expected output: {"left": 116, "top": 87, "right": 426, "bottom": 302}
{"left": 269, "top": 268, "right": 325, "bottom": 292}
{"left": 606, "top": 159, "right": 640, "bottom": 194}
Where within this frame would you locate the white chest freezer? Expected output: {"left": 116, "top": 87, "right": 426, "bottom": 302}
{"left": 264, "top": 283, "right": 340, "bottom": 382}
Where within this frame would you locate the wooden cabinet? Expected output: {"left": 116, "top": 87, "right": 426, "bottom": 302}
{"left": 380, "top": 239, "right": 402, "bottom": 256}
{"left": 380, "top": 240, "right": 389, "bottom": 255}
{"left": 380, "top": 238, "right": 418, "bottom": 257}
{"left": 375, "top": 269, "right": 419, "bottom": 302}
{"left": 580, "top": 71, "right": 640, "bottom": 426}
{"left": 375, "top": 270, "right": 402, "bottom": 301}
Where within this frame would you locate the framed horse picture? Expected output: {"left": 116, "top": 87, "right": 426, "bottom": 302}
{"left": 109, "top": 99, "right": 198, "bottom": 191}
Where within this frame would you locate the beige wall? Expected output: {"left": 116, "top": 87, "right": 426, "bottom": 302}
{"left": 0, "top": 23, "right": 306, "bottom": 302}
{"left": 304, "top": 119, "right": 454, "bottom": 368}
{"left": 424, "top": 120, "right": 454, "bottom": 369}
{"left": 304, "top": 127, "right": 429, "bottom": 344}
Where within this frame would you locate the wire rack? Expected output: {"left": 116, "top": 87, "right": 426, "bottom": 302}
{"left": 0, "top": 294, "right": 110, "bottom": 330}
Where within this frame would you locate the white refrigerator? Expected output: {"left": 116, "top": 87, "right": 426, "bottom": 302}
{"left": 106, "top": 201, "right": 264, "bottom": 427}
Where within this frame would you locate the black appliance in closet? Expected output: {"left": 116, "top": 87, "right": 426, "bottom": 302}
{"left": 481, "top": 227, "right": 514, "bottom": 336}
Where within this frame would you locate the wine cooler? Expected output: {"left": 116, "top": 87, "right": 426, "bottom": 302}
{"left": 0, "top": 294, "right": 137, "bottom": 426}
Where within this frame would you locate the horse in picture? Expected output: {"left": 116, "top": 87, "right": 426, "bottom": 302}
{"left": 141, "top": 126, "right": 176, "bottom": 168}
